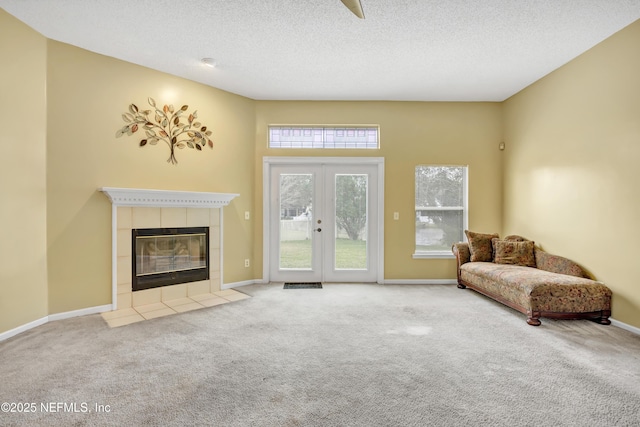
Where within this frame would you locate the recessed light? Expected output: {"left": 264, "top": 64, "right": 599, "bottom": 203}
{"left": 201, "top": 58, "right": 217, "bottom": 68}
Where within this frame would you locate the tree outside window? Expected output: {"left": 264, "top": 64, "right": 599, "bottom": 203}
{"left": 415, "top": 166, "right": 468, "bottom": 256}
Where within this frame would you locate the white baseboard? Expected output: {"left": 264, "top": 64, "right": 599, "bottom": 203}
{"left": 0, "top": 316, "right": 49, "bottom": 342}
{"left": 1, "top": 304, "right": 112, "bottom": 343}
{"left": 48, "top": 304, "right": 112, "bottom": 322}
{"left": 610, "top": 318, "right": 640, "bottom": 336}
{"left": 224, "top": 279, "right": 458, "bottom": 287}
{"left": 221, "top": 279, "right": 264, "bottom": 290}
{"left": 382, "top": 279, "right": 458, "bottom": 285}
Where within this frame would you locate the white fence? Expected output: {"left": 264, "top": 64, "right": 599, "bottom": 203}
{"left": 280, "top": 220, "right": 366, "bottom": 241}
{"left": 280, "top": 220, "right": 313, "bottom": 241}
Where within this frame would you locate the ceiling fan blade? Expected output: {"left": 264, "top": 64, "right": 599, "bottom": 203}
{"left": 340, "top": 0, "right": 365, "bottom": 19}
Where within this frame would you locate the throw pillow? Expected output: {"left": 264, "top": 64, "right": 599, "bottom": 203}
{"left": 492, "top": 238, "right": 536, "bottom": 267}
{"left": 465, "top": 230, "right": 499, "bottom": 262}
{"left": 503, "top": 235, "right": 530, "bottom": 242}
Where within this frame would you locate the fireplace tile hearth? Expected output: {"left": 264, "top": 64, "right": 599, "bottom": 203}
{"left": 101, "top": 289, "right": 249, "bottom": 328}
{"left": 134, "top": 302, "right": 167, "bottom": 314}
{"left": 100, "top": 308, "right": 144, "bottom": 328}
{"left": 191, "top": 294, "right": 228, "bottom": 307}
{"left": 167, "top": 299, "right": 205, "bottom": 313}
{"left": 163, "top": 297, "right": 195, "bottom": 307}
{"left": 211, "top": 289, "right": 251, "bottom": 302}
{"left": 139, "top": 306, "right": 176, "bottom": 320}
{"left": 101, "top": 307, "right": 138, "bottom": 320}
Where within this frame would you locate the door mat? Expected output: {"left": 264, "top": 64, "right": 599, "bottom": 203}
{"left": 284, "top": 282, "right": 323, "bottom": 289}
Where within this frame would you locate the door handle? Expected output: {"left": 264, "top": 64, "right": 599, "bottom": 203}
{"left": 314, "top": 228, "right": 322, "bottom": 232}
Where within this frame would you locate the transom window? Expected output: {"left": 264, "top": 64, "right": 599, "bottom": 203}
{"left": 269, "top": 126, "right": 379, "bottom": 149}
{"left": 414, "top": 165, "right": 468, "bottom": 258}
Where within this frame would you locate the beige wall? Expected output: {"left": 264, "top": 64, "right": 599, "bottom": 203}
{"left": 255, "top": 101, "right": 503, "bottom": 279}
{"left": 503, "top": 20, "right": 640, "bottom": 328}
{"left": 45, "top": 41, "right": 256, "bottom": 314}
{"left": 0, "top": 10, "right": 49, "bottom": 332}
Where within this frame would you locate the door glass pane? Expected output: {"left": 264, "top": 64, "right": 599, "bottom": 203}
{"left": 279, "top": 174, "right": 313, "bottom": 269}
{"left": 335, "top": 174, "right": 367, "bottom": 269}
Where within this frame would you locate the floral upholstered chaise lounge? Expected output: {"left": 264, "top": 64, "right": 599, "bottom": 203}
{"left": 452, "top": 232, "right": 612, "bottom": 326}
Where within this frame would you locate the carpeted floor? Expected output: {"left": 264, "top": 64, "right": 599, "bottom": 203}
{"left": 1, "top": 283, "right": 639, "bottom": 426}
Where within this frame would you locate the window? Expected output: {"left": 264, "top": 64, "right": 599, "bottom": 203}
{"left": 269, "top": 126, "right": 379, "bottom": 149}
{"left": 414, "top": 165, "right": 468, "bottom": 258}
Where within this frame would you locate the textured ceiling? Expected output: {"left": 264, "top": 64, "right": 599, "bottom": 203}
{"left": 2, "top": 0, "right": 640, "bottom": 101}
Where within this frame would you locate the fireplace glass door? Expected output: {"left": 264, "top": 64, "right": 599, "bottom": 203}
{"left": 132, "top": 227, "right": 209, "bottom": 291}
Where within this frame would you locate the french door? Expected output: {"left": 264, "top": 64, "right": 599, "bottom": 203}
{"left": 264, "top": 158, "right": 383, "bottom": 283}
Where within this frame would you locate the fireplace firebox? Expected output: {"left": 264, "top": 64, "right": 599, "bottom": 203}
{"left": 132, "top": 227, "right": 209, "bottom": 291}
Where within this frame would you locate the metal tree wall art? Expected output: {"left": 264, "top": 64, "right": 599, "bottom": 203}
{"left": 116, "top": 97, "right": 213, "bottom": 165}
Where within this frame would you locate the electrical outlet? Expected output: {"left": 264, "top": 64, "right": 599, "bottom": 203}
{"left": 244, "top": 211, "right": 250, "bottom": 220}
{"left": 393, "top": 212, "right": 399, "bottom": 220}
{"left": 244, "top": 259, "right": 250, "bottom": 268}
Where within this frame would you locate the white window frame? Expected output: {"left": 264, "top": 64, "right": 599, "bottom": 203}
{"left": 268, "top": 125, "right": 379, "bottom": 149}
{"left": 413, "top": 165, "right": 468, "bottom": 259}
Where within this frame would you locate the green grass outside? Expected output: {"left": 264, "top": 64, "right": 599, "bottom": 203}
{"left": 279, "top": 240, "right": 312, "bottom": 269}
{"left": 335, "top": 238, "right": 367, "bottom": 269}
{"left": 280, "top": 239, "right": 367, "bottom": 269}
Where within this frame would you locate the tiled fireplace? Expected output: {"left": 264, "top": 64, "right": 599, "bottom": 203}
{"left": 100, "top": 188, "right": 238, "bottom": 311}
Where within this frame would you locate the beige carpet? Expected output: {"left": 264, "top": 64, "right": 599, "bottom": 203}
{"left": 1, "top": 283, "right": 639, "bottom": 426}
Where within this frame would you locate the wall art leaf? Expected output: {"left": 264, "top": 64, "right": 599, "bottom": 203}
{"left": 116, "top": 97, "right": 215, "bottom": 165}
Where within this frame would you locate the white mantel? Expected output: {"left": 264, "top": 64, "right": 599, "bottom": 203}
{"left": 100, "top": 187, "right": 239, "bottom": 208}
